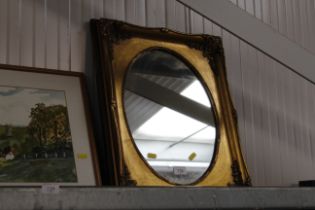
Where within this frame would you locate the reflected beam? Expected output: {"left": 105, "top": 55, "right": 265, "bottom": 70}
{"left": 125, "top": 75, "right": 214, "bottom": 126}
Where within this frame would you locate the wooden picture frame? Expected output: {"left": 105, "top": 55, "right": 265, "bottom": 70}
{"left": 0, "top": 64, "right": 101, "bottom": 186}
{"left": 91, "top": 18, "right": 250, "bottom": 186}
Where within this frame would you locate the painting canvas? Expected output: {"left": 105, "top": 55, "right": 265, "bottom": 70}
{"left": 0, "top": 85, "right": 77, "bottom": 183}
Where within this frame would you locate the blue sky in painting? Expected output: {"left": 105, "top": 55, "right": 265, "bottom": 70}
{"left": 0, "top": 86, "right": 67, "bottom": 126}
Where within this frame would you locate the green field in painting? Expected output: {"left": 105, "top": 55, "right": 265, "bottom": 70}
{"left": 0, "top": 158, "right": 77, "bottom": 182}
{"left": 0, "top": 126, "right": 28, "bottom": 153}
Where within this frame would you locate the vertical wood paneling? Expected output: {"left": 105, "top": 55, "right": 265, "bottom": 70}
{"left": 254, "top": 0, "right": 262, "bottom": 19}
{"left": 238, "top": 42, "right": 249, "bottom": 165}
{"left": 309, "top": 83, "right": 315, "bottom": 176}
{"left": 203, "top": 17, "right": 213, "bottom": 35}
{"left": 249, "top": 48, "right": 264, "bottom": 185}
{"left": 301, "top": 80, "right": 313, "bottom": 180}
{"left": 57, "top": 0, "right": 70, "bottom": 70}
{"left": 103, "top": 0, "right": 115, "bottom": 20}
{"left": 277, "top": 0, "right": 287, "bottom": 35}
{"left": 269, "top": 0, "right": 279, "bottom": 30}
{"left": 70, "top": 0, "right": 83, "bottom": 72}
{"left": 184, "top": 7, "right": 190, "bottom": 33}
{"left": 311, "top": 1, "right": 315, "bottom": 52}
{"left": 240, "top": 43, "right": 257, "bottom": 184}
{"left": 46, "top": 0, "right": 58, "bottom": 69}
{"left": 125, "top": 0, "right": 146, "bottom": 26}
{"left": 277, "top": 63, "right": 291, "bottom": 185}
{"left": 245, "top": 0, "right": 254, "bottom": 15}
{"left": 307, "top": 0, "right": 315, "bottom": 53}
{"left": 294, "top": 76, "right": 307, "bottom": 182}
{"left": 190, "top": 10, "right": 203, "bottom": 34}
{"left": 286, "top": 71, "right": 300, "bottom": 185}
{"left": 261, "top": 0, "right": 271, "bottom": 25}
{"left": 255, "top": 52, "right": 269, "bottom": 186}
{"left": 1, "top": 0, "right": 315, "bottom": 186}
{"left": 238, "top": 0, "right": 246, "bottom": 10}
{"left": 165, "top": 0, "right": 186, "bottom": 32}
{"left": 230, "top": 0, "right": 315, "bottom": 54}
{"left": 103, "top": 0, "right": 125, "bottom": 21}
{"left": 263, "top": 55, "right": 277, "bottom": 185}
{"left": 0, "top": 0, "right": 8, "bottom": 63}
{"left": 93, "top": 0, "right": 104, "bottom": 19}
{"left": 7, "top": 0, "right": 21, "bottom": 65}
{"left": 20, "top": 0, "right": 34, "bottom": 67}
{"left": 299, "top": 0, "right": 308, "bottom": 49}
{"left": 257, "top": 53, "right": 271, "bottom": 185}
{"left": 270, "top": 60, "right": 282, "bottom": 185}
{"left": 222, "top": 30, "right": 246, "bottom": 158}
{"left": 221, "top": 31, "right": 241, "bottom": 118}
{"left": 34, "top": 0, "right": 46, "bottom": 68}
{"left": 113, "top": 0, "right": 125, "bottom": 21}
{"left": 212, "top": 22, "right": 222, "bottom": 37}
{"left": 145, "top": 0, "right": 166, "bottom": 27}
{"left": 285, "top": 0, "right": 295, "bottom": 40}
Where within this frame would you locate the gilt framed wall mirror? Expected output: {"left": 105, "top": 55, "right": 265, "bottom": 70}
{"left": 91, "top": 18, "right": 250, "bottom": 186}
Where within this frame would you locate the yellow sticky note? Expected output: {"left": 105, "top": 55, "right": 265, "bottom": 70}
{"left": 147, "top": 153, "right": 157, "bottom": 159}
{"left": 189, "top": 152, "right": 197, "bottom": 161}
{"left": 77, "top": 153, "right": 88, "bottom": 159}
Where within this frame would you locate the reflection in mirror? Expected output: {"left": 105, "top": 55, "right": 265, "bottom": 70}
{"left": 123, "top": 49, "right": 216, "bottom": 185}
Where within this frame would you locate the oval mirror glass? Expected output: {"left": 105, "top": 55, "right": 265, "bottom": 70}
{"left": 123, "top": 49, "right": 216, "bottom": 185}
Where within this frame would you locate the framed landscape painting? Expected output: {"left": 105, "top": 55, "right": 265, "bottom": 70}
{"left": 0, "top": 64, "right": 100, "bottom": 186}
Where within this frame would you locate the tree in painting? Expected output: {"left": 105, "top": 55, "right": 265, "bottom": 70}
{"left": 0, "top": 87, "right": 77, "bottom": 183}
{"left": 28, "top": 103, "right": 72, "bottom": 155}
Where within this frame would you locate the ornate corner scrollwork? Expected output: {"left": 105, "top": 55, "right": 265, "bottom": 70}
{"left": 244, "top": 176, "right": 252, "bottom": 186}
{"left": 231, "top": 160, "right": 244, "bottom": 186}
{"left": 98, "top": 19, "right": 132, "bottom": 61}
{"left": 231, "top": 160, "right": 251, "bottom": 186}
{"left": 120, "top": 164, "right": 137, "bottom": 186}
{"left": 232, "top": 108, "right": 239, "bottom": 125}
{"left": 202, "top": 36, "right": 224, "bottom": 74}
{"left": 185, "top": 35, "right": 224, "bottom": 75}
{"left": 160, "top": 28, "right": 170, "bottom": 33}
{"left": 99, "top": 19, "right": 131, "bottom": 43}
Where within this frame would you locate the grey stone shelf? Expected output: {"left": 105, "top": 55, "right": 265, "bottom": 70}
{"left": 0, "top": 187, "right": 314, "bottom": 209}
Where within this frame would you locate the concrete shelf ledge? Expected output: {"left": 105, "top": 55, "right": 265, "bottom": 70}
{"left": 0, "top": 187, "right": 314, "bottom": 209}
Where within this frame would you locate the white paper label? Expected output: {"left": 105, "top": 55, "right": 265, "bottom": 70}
{"left": 173, "top": 167, "right": 187, "bottom": 175}
{"left": 41, "top": 184, "right": 60, "bottom": 194}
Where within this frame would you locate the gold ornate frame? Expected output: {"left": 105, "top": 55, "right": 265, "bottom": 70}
{"left": 91, "top": 18, "right": 250, "bottom": 186}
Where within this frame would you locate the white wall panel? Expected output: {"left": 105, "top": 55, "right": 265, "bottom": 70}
{"left": 222, "top": 30, "right": 246, "bottom": 162}
{"left": 165, "top": 0, "right": 186, "bottom": 32}
{"left": 46, "top": 0, "right": 58, "bottom": 69}
{"left": 254, "top": 0, "right": 262, "bottom": 19}
{"left": 190, "top": 10, "right": 203, "bottom": 34}
{"left": 70, "top": 0, "right": 84, "bottom": 72}
{"left": 104, "top": 0, "right": 124, "bottom": 20}
{"left": 34, "top": 0, "right": 45, "bottom": 68}
{"left": 245, "top": 0, "right": 254, "bottom": 15}
{"left": 238, "top": 0, "right": 245, "bottom": 10}
{"left": 0, "top": 0, "right": 8, "bottom": 63}
{"left": 125, "top": 0, "right": 146, "bottom": 26}
{"left": 231, "top": 0, "right": 315, "bottom": 54}
{"left": 20, "top": 0, "right": 33, "bottom": 66}
{"left": 277, "top": 0, "right": 287, "bottom": 35}
{"left": 58, "top": 0, "right": 70, "bottom": 70}
{"left": 7, "top": 0, "right": 21, "bottom": 65}
{"left": 0, "top": 0, "right": 314, "bottom": 186}
{"left": 145, "top": 0, "right": 166, "bottom": 27}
